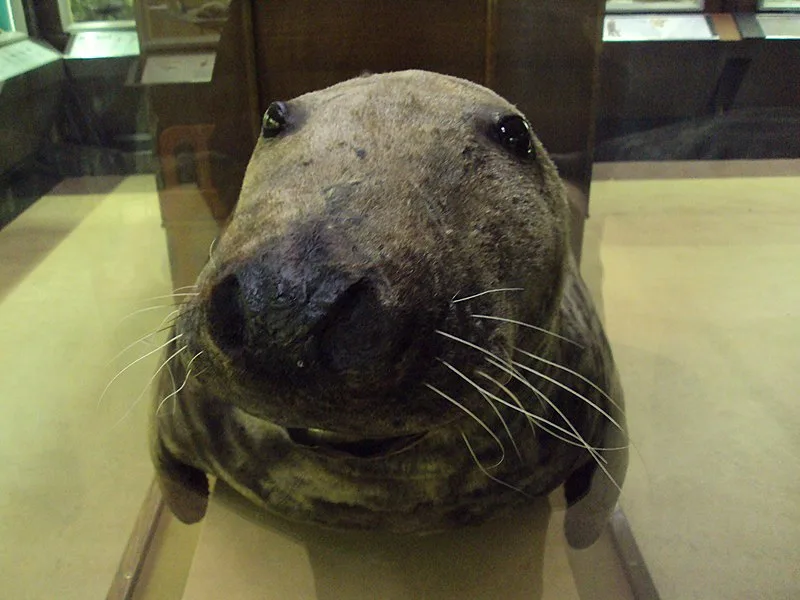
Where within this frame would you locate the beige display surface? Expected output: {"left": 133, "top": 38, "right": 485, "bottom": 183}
{"left": 180, "top": 483, "right": 633, "bottom": 600}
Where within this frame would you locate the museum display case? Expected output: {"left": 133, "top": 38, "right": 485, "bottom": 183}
{"left": 0, "top": 0, "right": 63, "bottom": 227}
{"left": 0, "top": 1, "right": 798, "bottom": 598}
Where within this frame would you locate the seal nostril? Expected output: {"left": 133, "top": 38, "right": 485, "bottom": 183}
{"left": 318, "top": 281, "right": 395, "bottom": 374}
{"left": 208, "top": 273, "right": 246, "bottom": 352}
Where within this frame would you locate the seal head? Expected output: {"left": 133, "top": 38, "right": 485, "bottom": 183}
{"left": 150, "top": 70, "right": 627, "bottom": 548}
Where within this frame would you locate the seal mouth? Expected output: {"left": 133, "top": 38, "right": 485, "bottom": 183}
{"left": 286, "top": 427, "right": 427, "bottom": 459}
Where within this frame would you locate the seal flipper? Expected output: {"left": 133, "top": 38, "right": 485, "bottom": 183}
{"left": 151, "top": 434, "right": 209, "bottom": 524}
{"left": 562, "top": 415, "right": 628, "bottom": 549}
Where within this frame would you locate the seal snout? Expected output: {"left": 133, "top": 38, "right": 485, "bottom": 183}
{"left": 206, "top": 272, "right": 246, "bottom": 353}
{"left": 316, "top": 279, "right": 416, "bottom": 377}
{"left": 203, "top": 250, "right": 422, "bottom": 391}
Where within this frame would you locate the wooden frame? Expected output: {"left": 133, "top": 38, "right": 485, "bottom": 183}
{"left": 106, "top": 480, "right": 165, "bottom": 600}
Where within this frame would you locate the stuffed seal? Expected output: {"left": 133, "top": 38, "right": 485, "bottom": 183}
{"left": 150, "top": 70, "right": 628, "bottom": 549}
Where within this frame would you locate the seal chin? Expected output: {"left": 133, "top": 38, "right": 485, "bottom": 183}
{"left": 286, "top": 427, "right": 427, "bottom": 459}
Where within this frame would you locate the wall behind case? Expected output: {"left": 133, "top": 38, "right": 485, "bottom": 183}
{"left": 200, "top": 0, "right": 604, "bottom": 256}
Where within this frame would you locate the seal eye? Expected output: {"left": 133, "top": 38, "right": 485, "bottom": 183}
{"left": 495, "top": 114, "right": 534, "bottom": 158}
{"left": 262, "top": 101, "right": 288, "bottom": 139}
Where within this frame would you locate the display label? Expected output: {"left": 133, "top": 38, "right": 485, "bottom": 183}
{"left": 0, "top": 40, "right": 61, "bottom": 82}
{"left": 67, "top": 30, "right": 140, "bottom": 59}
{"left": 603, "top": 14, "right": 718, "bottom": 42}
{"left": 140, "top": 53, "right": 216, "bottom": 85}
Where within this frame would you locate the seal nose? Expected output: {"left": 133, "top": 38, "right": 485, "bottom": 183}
{"left": 316, "top": 279, "right": 415, "bottom": 377}
{"left": 207, "top": 272, "right": 246, "bottom": 353}
{"left": 205, "top": 264, "right": 415, "bottom": 384}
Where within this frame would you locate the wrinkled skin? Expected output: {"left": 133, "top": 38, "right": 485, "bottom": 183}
{"left": 150, "top": 70, "right": 627, "bottom": 549}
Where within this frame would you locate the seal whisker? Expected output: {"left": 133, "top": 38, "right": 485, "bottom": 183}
{"left": 438, "top": 359, "right": 521, "bottom": 460}
{"left": 153, "top": 305, "right": 200, "bottom": 338}
{"left": 451, "top": 288, "right": 524, "bottom": 304}
{"left": 425, "top": 383, "right": 506, "bottom": 468}
{"left": 436, "top": 331, "right": 618, "bottom": 482}
{"left": 482, "top": 357, "right": 627, "bottom": 460}
{"left": 480, "top": 360, "right": 628, "bottom": 454}
{"left": 167, "top": 354, "right": 178, "bottom": 415}
{"left": 154, "top": 309, "right": 181, "bottom": 338}
{"left": 141, "top": 292, "right": 200, "bottom": 303}
{"left": 111, "top": 343, "right": 188, "bottom": 429}
{"left": 514, "top": 346, "right": 625, "bottom": 414}
{"left": 478, "top": 359, "right": 624, "bottom": 455}
{"left": 479, "top": 388, "right": 522, "bottom": 460}
{"left": 99, "top": 333, "right": 182, "bottom": 407}
{"left": 119, "top": 303, "right": 185, "bottom": 326}
{"left": 209, "top": 237, "right": 218, "bottom": 265}
{"left": 107, "top": 331, "right": 163, "bottom": 367}
{"left": 107, "top": 310, "right": 182, "bottom": 366}
{"left": 156, "top": 351, "right": 203, "bottom": 416}
{"left": 494, "top": 361, "right": 622, "bottom": 491}
{"left": 460, "top": 431, "right": 532, "bottom": 497}
{"left": 439, "top": 353, "right": 611, "bottom": 455}
{"left": 510, "top": 359, "right": 626, "bottom": 436}
{"left": 134, "top": 318, "right": 184, "bottom": 348}
{"left": 475, "top": 369, "right": 537, "bottom": 439}
{"left": 471, "top": 314, "right": 584, "bottom": 348}
{"left": 128, "top": 343, "right": 189, "bottom": 414}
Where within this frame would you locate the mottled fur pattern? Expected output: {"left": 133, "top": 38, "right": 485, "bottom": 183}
{"left": 150, "top": 71, "right": 627, "bottom": 548}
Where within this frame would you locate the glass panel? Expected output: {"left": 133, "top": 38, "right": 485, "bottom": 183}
{"left": 138, "top": 0, "right": 231, "bottom": 50}
{"left": 0, "top": 0, "right": 25, "bottom": 41}
{"left": 595, "top": 0, "right": 800, "bottom": 597}
{"left": 2, "top": 1, "right": 799, "bottom": 598}
{"left": 0, "top": 2, "right": 12, "bottom": 33}
{"left": 2, "top": 3, "right": 163, "bottom": 598}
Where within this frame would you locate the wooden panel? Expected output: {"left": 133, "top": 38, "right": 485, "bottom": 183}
{"left": 490, "top": 0, "right": 604, "bottom": 259}
{"left": 711, "top": 13, "right": 744, "bottom": 41}
{"left": 491, "top": 0, "right": 605, "bottom": 154}
{"left": 252, "top": 0, "right": 487, "bottom": 106}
